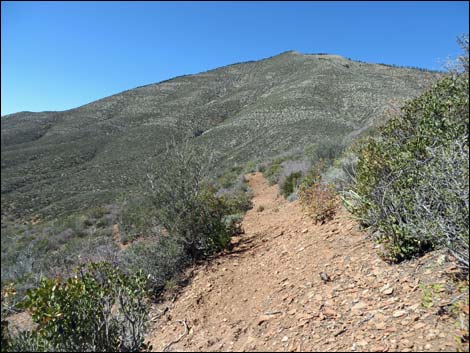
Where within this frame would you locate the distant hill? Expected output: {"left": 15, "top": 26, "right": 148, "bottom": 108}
{"left": 1, "top": 51, "right": 440, "bottom": 222}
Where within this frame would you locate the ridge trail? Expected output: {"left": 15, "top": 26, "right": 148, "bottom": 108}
{"left": 148, "top": 172, "right": 462, "bottom": 352}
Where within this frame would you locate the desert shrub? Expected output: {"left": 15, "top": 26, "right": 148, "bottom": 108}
{"left": 304, "top": 138, "right": 345, "bottom": 165}
{"left": 217, "top": 165, "right": 243, "bottom": 189}
{"left": 243, "top": 160, "right": 258, "bottom": 174}
{"left": 118, "top": 237, "right": 187, "bottom": 295}
{"left": 147, "top": 139, "right": 239, "bottom": 260}
{"left": 119, "top": 196, "right": 156, "bottom": 244}
{"left": 223, "top": 213, "right": 244, "bottom": 237}
{"left": 342, "top": 70, "right": 469, "bottom": 265}
{"left": 219, "top": 189, "right": 253, "bottom": 215}
{"left": 15, "top": 262, "right": 149, "bottom": 352}
{"left": 411, "top": 139, "right": 469, "bottom": 269}
{"left": 286, "top": 193, "right": 298, "bottom": 202}
{"left": 280, "top": 171, "right": 302, "bottom": 198}
{"left": 88, "top": 206, "right": 108, "bottom": 220}
{"left": 264, "top": 157, "right": 310, "bottom": 192}
{"left": 299, "top": 164, "right": 338, "bottom": 224}
{"left": 256, "top": 162, "right": 267, "bottom": 173}
{"left": 263, "top": 162, "right": 283, "bottom": 185}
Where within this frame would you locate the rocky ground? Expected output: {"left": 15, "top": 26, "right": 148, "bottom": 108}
{"left": 147, "top": 172, "right": 469, "bottom": 352}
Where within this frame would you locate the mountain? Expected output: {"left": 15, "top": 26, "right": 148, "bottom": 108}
{"left": 1, "top": 51, "right": 440, "bottom": 223}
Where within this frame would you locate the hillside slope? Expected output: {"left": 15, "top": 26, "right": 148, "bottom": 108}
{"left": 1, "top": 52, "right": 439, "bottom": 222}
{"left": 148, "top": 173, "right": 464, "bottom": 352}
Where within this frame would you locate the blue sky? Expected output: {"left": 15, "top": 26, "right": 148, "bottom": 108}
{"left": 1, "top": 1, "right": 468, "bottom": 115}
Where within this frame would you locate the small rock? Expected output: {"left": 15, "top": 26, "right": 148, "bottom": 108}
{"left": 352, "top": 301, "right": 368, "bottom": 311}
{"left": 375, "top": 322, "right": 386, "bottom": 330}
{"left": 258, "top": 315, "right": 275, "bottom": 325}
{"left": 393, "top": 310, "right": 407, "bottom": 318}
{"left": 323, "top": 307, "right": 336, "bottom": 317}
{"left": 320, "top": 272, "right": 331, "bottom": 283}
{"left": 281, "top": 336, "right": 289, "bottom": 342}
{"left": 301, "top": 229, "right": 309, "bottom": 233}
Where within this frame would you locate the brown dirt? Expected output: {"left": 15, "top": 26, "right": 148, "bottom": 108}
{"left": 147, "top": 172, "right": 467, "bottom": 352}
{"left": 113, "top": 223, "right": 129, "bottom": 250}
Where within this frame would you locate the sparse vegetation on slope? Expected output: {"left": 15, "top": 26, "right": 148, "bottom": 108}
{"left": 342, "top": 37, "right": 469, "bottom": 268}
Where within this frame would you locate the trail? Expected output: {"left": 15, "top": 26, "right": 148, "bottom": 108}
{"left": 148, "top": 172, "right": 464, "bottom": 352}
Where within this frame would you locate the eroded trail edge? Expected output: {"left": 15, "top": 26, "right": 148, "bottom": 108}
{"left": 148, "top": 172, "right": 461, "bottom": 352}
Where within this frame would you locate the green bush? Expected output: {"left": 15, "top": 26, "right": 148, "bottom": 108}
{"left": 342, "top": 72, "right": 469, "bottom": 264}
{"left": 148, "top": 139, "right": 243, "bottom": 260}
{"left": 280, "top": 171, "right": 302, "bottom": 198}
{"left": 219, "top": 189, "right": 253, "bottom": 215}
{"left": 119, "top": 196, "right": 156, "bottom": 243}
{"left": 118, "top": 237, "right": 187, "bottom": 295}
{"left": 263, "top": 162, "right": 283, "bottom": 185}
{"left": 14, "top": 262, "right": 149, "bottom": 352}
{"left": 304, "top": 139, "right": 345, "bottom": 165}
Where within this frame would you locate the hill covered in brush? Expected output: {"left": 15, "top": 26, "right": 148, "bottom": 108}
{"left": 1, "top": 51, "right": 439, "bottom": 223}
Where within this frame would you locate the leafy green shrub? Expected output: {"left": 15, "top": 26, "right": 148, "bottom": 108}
{"left": 342, "top": 71, "right": 469, "bottom": 264}
{"left": 298, "top": 164, "right": 338, "bottom": 224}
{"left": 16, "top": 262, "right": 149, "bottom": 352}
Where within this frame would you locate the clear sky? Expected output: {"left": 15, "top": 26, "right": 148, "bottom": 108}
{"left": 1, "top": 1, "right": 468, "bottom": 116}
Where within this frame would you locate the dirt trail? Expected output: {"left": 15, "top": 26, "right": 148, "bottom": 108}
{"left": 148, "top": 172, "right": 464, "bottom": 352}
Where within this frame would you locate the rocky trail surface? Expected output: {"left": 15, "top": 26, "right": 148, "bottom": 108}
{"left": 148, "top": 172, "right": 466, "bottom": 352}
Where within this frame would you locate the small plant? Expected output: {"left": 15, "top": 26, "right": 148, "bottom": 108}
{"left": 280, "top": 171, "right": 302, "bottom": 198}
{"left": 257, "top": 205, "right": 265, "bottom": 212}
{"left": 298, "top": 163, "right": 338, "bottom": 224}
{"left": 264, "top": 162, "right": 283, "bottom": 185}
{"left": 420, "top": 283, "right": 445, "bottom": 308}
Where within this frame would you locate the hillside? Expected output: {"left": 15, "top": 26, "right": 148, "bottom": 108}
{"left": 1, "top": 51, "right": 439, "bottom": 223}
